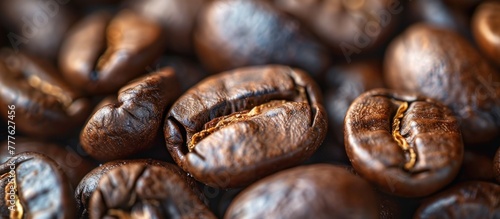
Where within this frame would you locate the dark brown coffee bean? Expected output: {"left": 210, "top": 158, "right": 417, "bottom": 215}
{"left": 272, "top": 0, "right": 400, "bottom": 54}
{"left": 128, "top": 0, "right": 209, "bottom": 54}
{"left": 0, "top": 49, "right": 91, "bottom": 137}
{"left": 88, "top": 162, "right": 215, "bottom": 219}
{"left": 344, "top": 88, "right": 463, "bottom": 197}
{"left": 0, "top": 0, "right": 77, "bottom": 61}
{"left": 81, "top": 68, "right": 181, "bottom": 161}
{"left": 385, "top": 23, "right": 500, "bottom": 145}
{"left": 457, "top": 149, "right": 495, "bottom": 182}
{"left": 409, "top": 0, "right": 470, "bottom": 37}
{"left": 194, "top": 0, "right": 330, "bottom": 77}
{"left": 75, "top": 159, "right": 169, "bottom": 218}
{"left": 0, "top": 152, "right": 75, "bottom": 218}
{"left": 164, "top": 65, "right": 327, "bottom": 188}
{"left": 472, "top": 1, "right": 500, "bottom": 66}
{"left": 324, "top": 60, "right": 385, "bottom": 144}
{"left": 0, "top": 138, "right": 96, "bottom": 188}
{"left": 59, "top": 10, "right": 165, "bottom": 94}
{"left": 225, "top": 164, "right": 378, "bottom": 219}
{"left": 414, "top": 181, "right": 500, "bottom": 218}
{"left": 494, "top": 147, "right": 500, "bottom": 183}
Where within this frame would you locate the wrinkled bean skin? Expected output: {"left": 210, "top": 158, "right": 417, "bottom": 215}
{"left": 59, "top": 10, "right": 165, "bottom": 94}
{"left": 0, "top": 152, "right": 76, "bottom": 219}
{"left": 0, "top": 138, "right": 96, "bottom": 188}
{"left": 344, "top": 89, "right": 463, "bottom": 197}
{"left": 225, "top": 164, "right": 378, "bottom": 219}
{"left": 81, "top": 68, "right": 181, "bottom": 161}
{"left": 272, "top": 0, "right": 399, "bottom": 53}
{"left": 0, "top": 0, "right": 77, "bottom": 61}
{"left": 324, "top": 61, "right": 385, "bottom": 144}
{"left": 472, "top": 1, "right": 500, "bottom": 66}
{"left": 194, "top": 0, "right": 330, "bottom": 77}
{"left": 385, "top": 24, "right": 500, "bottom": 145}
{"left": 164, "top": 65, "right": 327, "bottom": 188}
{"left": 414, "top": 181, "right": 500, "bottom": 219}
{"left": 0, "top": 50, "right": 91, "bottom": 137}
{"left": 89, "top": 162, "right": 216, "bottom": 219}
{"left": 495, "top": 147, "right": 500, "bottom": 183}
{"left": 128, "top": 0, "right": 209, "bottom": 54}
{"left": 76, "top": 159, "right": 174, "bottom": 218}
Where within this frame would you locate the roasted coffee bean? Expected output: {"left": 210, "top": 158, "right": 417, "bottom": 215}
{"left": 0, "top": 152, "right": 76, "bottom": 218}
{"left": 344, "top": 88, "right": 463, "bottom": 197}
{"left": 194, "top": 0, "right": 330, "bottom": 77}
{"left": 272, "top": 0, "right": 400, "bottom": 54}
{"left": 494, "top": 147, "right": 500, "bottom": 183}
{"left": 0, "top": 138, "right": 96, "bottom": 188}
{"left": 414, "top": 181, "right": 500, "bottom": 218}
{"left": 472, "top": 1, "right": 500, "bottom": 66}
{"left": 76, "top": 159, "right": 169, "bottom": 218}
{"left": 89, "top": 162, "right": 215, "bottom": 219}
{"left": 385, "top": 23, "right": 500, "bottom": 145}
{"left": 0, "top": 0, "right": 77, "bottom": 61}
{"left": 59, "top": 10, "right": 165, "bottom": 94}
{"left": 128, "top": 0, "right": 209, "bottom": 54}
{"left": 225, "top": 164, "right": 378, "bottom": 219}
{"left": 146, "top": 56, "right": 208, "bottom": 92}
{"left": 458, "top": 149, "right": 495, "bottom": 182}
{"left": 81, "top": 68, "right": 181, "bottom": 161}
{"left": 164, "top": 65, "right": 327, "bottom": 188}
{"left": 324, "top": 60, "right": 385, "bottom": 144}
{"left": 409, "top": 0, "right": 470, "bottom": 37}
{"left": 0, "top": 49, "right": 91, "bottom": 137}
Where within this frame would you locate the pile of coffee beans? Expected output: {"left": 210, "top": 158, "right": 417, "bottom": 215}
{"left": 0, "top": 0, "right": 499, "bottom": 218}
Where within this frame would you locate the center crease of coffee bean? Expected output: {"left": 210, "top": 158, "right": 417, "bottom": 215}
{"left": 27, "top": 75, "right": 72, "bottom": 107}
{"left": 187, "top": 100, "right": 288, "bottom": 152}
{"left": 2, "top": 173, "right": 23, "bottom": 219}
{"left": 391, "top": 101, "right": 416, "bottom": 170}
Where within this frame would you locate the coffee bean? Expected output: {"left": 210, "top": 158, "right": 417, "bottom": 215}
{"left": 194, "top": 0, "right": 330, "bottom": 77}
{"left": 272, "top": 0, "right": 399, "bottom": 53}
{"left": 81, "top": 68, "right": 181, "bottom": 161}
{"left": 75, "top": 159, "right": 170, "bottom": 218}
{"left": 344, "top": 88, "right": 463, "bottom": 197}
{"left": 128, "top": 0, "right": 209, "bottom": 54}
{"left": 59, "top": 10, "right": 165, "bottom": 94}
{"left": 164, "top": 65, "right": 327, "bottom": 188}
{"left": 0, "top": 49, "right": 91, "bottom": 137}
{"left": 0, "top": 152, "right": 76, "bottom": 218}
{"left": 458, "top": 149, "right": 495, "bottom": 182}
{"left": 0, "top": 138, "right": 96, "bottom": 188}
{"left": 472, "top": 1, "right": 500, "bottom": 66}
{"left": 409, "top": 0, "right": 470, "bottom": 37}
{"left": 225, "top": 164, "right": 379, "bottom": 219}
{"left": 385, "top": 23, "right": 500, "bottom": 145}
{"left": 414, "top": 181, "right": 500, "bottom": 218}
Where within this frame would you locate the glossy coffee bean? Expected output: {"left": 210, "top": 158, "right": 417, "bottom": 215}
{"left": 225, "top": 164, "right": 378, "bottom": 219}
{"left": 344, "top": 89, "right": 463, "bottom": 197}
{"left": 414, "top": 181, "right": 500, "bottom": 218}
{"left": 76, "top": 159, "right": 169, "bottom": 218}
{"left": 164, "top": 65, "right": 327, "bottom": 188}
{"left": 0, "top": 138, "right": 96, "bottom": 188}
{"left": 472, "top": 1, "right": 500, "bottom": 66}
{"left": 0, "top": 152, "right": 75, "bottom": 218}
{"left": 385, "top": 24, "right": 500, "bottom": 145}
{"left": 494, "top": 147, "right": 500, "bottom": 183}
{"left": 324, "top": 60, "right": 385, "bottom": 144}
{"left": 194, "top": 0, "right": 330, "bottom": 77}
{"left": 272, "top": 0, "right": 400, "bottom": 53}
{"left": 89, "top": 161, "right": 215, "bottom": 219}
{"left": 0, "top": 0, "right": 77, "bottom": 61}
{"left": 0, "top": 49, "right": 91, "bottom": 137}
{"left": 81, "top": 68, "right": 181, "bottom": 161}
{"left": 128, "top": 0, "right": 209, "bottom": 54}
{"left": 59, "top": 10, "right": 165, "bottom": 94}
